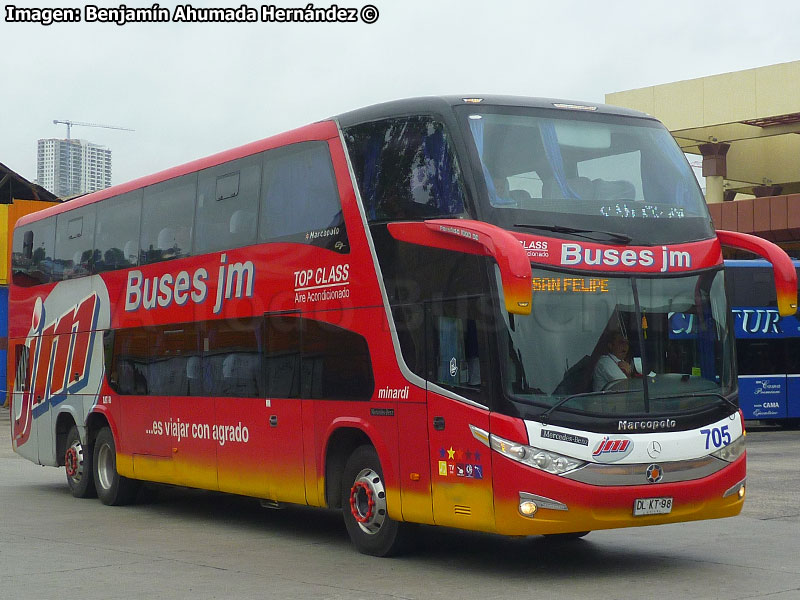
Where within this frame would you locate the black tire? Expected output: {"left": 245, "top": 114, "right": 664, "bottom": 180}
{"left": 342, "top": 445, "right": 407, "bottom": 557}
{"left": 544, "top": 531, "right": 591, "bottom": 540}
{"left": 65, "top": 425, "right": 97, "bottom": 498}
{"left": 93, "top": 427, "right": 139, "bottom": 506}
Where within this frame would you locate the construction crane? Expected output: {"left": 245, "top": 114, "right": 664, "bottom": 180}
{"left": 52, "top": 119, "right": 134, "bottom": 140}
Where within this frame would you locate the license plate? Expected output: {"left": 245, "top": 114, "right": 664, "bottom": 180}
{"left": 633, "top": 497, "right": 673, "bottom": 516}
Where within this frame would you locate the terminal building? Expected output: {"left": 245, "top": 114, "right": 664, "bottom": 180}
{"left": 607, "top": 59, "right": 800, "bottom": 258}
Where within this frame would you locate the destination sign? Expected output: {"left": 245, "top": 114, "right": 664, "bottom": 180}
{"left": 532, "top": 277, "right": 609, "bottom": 293}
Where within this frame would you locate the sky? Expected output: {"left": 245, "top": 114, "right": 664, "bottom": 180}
{"left": 1, "top": 0, "right": 799, "bottom": 188}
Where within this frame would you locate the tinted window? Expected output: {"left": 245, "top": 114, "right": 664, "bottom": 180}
{"left": 95, "top": 190, "right": 142, "bottom": 273}
{"left": 148, "top": 323, "right": 203, "bottom": 396}
{"left": 204, "top": 317, "right": 263, "bottom": 398}
{"left": 301, "top": 318, "right": 373, "bottom": 400}
{"left": 737, "top": 339, "right": 785, "bottom": 375}
{"left": 728, "top": 266, "right": 778, "bottom": 307}
{"left": 54, "top": 205, "right": 96, "bottom": 280}
{"left": 12, "top": 217, "right": 56, "bottom": 286}
{"left": 264, "top": 315, "right": 301, "bottom": 398}
{"left": 259, "top": 142, "right": 347, "bottom": 252}
{"left": 106, "top": 315, "right": 372, "bottom": 400}
{"left": 109, "top": 328, "right": 150, "bottom": 395}
{"left": 344, "top": 116, "right": 466, "bottom": 222}
{"left": 425, "top": 296, "right": 487, "bottom": 404}
{"left": 195, "top": 154, "right": 262, "bottom": 253}
{"left": 141, "top": 174, "right": 196, "bottom": 264}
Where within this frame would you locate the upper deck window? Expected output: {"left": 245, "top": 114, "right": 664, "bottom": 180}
{"left": 456, "top": 106, "right": 713, "bottom": 245}
{"left": 12, "top": 218, "right": 56, "bottom": 286}
{"left": 54, "top": 205, "right": 96, "bottom": 280}
{"left": 344, "top": 116, "right": 467, "bottom": 223}
{"left": 94, "top": 190, "right": 142, "bottom": 273}
{"left": 140, "top": 174, "right": 196, "bottom": 265}
{"left": 195, "top": 154, "right": 262, "bottom": 253}
{"left": 259, "top": 141, "right": 347, "bottom": 253}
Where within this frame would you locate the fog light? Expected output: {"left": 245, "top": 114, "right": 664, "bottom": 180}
{"left": 519, "top": 500, "right": 538, "bottom": 517}
{"left": 738, "top": 485, "right": 745, "bottom": 500}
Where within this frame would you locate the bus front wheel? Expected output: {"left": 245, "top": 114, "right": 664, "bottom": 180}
{"left": 93, "top": 427, "right": 139, "bottom": 506}
{"left": 65, "top": 426, "right": 97, "bottom": 499}
{"left": 341, "top": 445, "right": 407, "bottom": 556}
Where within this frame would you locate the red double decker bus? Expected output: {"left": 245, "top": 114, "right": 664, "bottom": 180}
{"left": 9, "top": 96, "right": 797, "bottom": 556}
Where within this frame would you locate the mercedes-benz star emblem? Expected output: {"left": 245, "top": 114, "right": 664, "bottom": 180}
{"left": 646, "top": 464, "right": 664, "bottom": 483}
{"left": 647, "top": 440, "right": 662, "bottom": 459}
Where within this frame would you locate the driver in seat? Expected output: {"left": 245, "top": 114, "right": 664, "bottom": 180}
{"left": 593, "top": 331, "right": 632, "bottom": 391}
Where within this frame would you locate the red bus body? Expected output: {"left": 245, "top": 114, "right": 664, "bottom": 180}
{"left": 8, "top": 97, "right": 795, "bottom": 554}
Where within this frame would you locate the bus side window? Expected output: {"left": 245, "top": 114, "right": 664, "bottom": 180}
{"left": 195, "top": 154, "right": 262, "bottom": 254}
{"left": 204, "top": 317, "right": 264, "bottom": 398}
{"left": 426, "top": 296, "right": 488, "bottom": 404}
{"left": 141, "top": 174, "right": 196, "bottom": 265}
{"left": 300, "top": 319, "right": 374, "bottom": 401}
{"left": 149, "top": 324, "right": 202, "bottom": 396}
{"left": 259, "top": 141, "right": 347, "bottom": 251}
{"left": 12, "top": 218, "right": 56, "bottom": 286}
{"left": 54, "top": 206, "right": 96, "bottom": 280}
{"left": 109, "top": 327, "right": 150, "bottom": 395}
{"left": 264, "top": 315, "right": 301, "bottom": 399}
{"left": 14, "top": 344, "right": 30, "bottom": 393}
{"left": 94, "top": 190, "right": 142, "bottom": 273}
{"left": 262, "top": 315, "right": 374, "bottom": 401}
{"left": 343, "top": 116, "right": 467, "bottom": 223}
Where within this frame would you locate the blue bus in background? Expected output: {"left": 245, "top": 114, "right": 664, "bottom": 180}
{"left": 726, "top": 259, "right": 800, "bottom": 427}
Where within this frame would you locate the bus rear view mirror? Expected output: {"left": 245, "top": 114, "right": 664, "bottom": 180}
{"left": 387, "top": 219, "right": 532, "bottom": 315}
{"left": 717, "top": 229, "right": 798, "bottom": 316}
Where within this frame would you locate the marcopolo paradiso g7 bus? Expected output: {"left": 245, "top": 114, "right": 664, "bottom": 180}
{"left": 9, "top": 96, "right": 797, "bottom": 556}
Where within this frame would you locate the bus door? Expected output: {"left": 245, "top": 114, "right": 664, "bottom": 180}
{"left": 262, "top": 313, "right": 305, "bottom": 504}
{"left": 215, "top": 313, "right": 305, "bottom": 503}
{"left": 425, "top": 297, "right": 495, "bottom": 531}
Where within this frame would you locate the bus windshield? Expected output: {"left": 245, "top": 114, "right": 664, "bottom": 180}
{"left": 497, "top": 267, "right": 734, "bottom": 419}
{"left": 457, "top": 105, "right": 713, "bottom": 246}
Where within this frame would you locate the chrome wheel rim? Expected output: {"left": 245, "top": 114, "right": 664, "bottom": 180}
{"left": 65, "top": 440, "right": 84, "bottom": 482}
{"left": 349, "top": 468, "right": 387, "bottom": 535}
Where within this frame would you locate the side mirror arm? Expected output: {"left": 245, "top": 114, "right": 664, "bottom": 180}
{"left": 387, "top": 219, "right": 532, "bottom": 315}
{"left": 717, "top": 229, "right": 797, "bottom": 316}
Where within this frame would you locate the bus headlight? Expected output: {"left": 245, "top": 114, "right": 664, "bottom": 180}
{"left": 711, "top": 434, "right": 746, "bottom": 462}
{"left": 490, "top": 434, "right": 586, "bottom": 475}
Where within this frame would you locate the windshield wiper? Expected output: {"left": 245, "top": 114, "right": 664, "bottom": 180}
{"left": 648, "top": 391, "right": 739, "bottom": 411}
{"left": 539, "top": 389, "right": 738, "bottom": 423}
{"left": 513, "top": 224, "right": 632, "bottom": 245}
{"left": 539, "top": 389, "right": 632, "bottom": 422}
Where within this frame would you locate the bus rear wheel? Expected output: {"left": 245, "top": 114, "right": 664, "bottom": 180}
{"left": 93, "top": 427, "right": 139, "bottom": 506}
{"left": 341, "top": 445, "right": 407, "bottom": 557}
{"left": 65, "top": 426, "right": 97, "bottom": 498}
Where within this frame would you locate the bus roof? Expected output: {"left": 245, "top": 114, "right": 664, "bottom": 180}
{"left": 16, "top": 95, "right": 654, "bottom": 230}
{"left": 333, "top": 95, "right": 653, "bottom": 127}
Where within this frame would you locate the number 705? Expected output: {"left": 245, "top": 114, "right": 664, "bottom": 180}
{"left": 700, "top": 425, "right": 731, "bottom": 449}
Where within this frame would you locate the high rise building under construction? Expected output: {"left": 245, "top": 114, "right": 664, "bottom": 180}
{"left": 36, "top": 138, "right": 112, "bottom": 198}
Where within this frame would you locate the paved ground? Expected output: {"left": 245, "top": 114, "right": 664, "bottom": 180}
{"left": 1, "top": 407, "right": 799, "bottom": 600}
